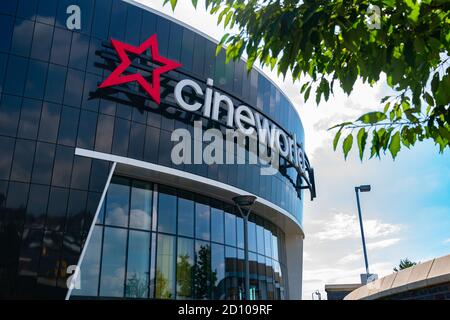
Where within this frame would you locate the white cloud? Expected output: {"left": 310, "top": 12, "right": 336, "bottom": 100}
{"left": 443, "top": 238, "right": 450, "bottom": 244}
{"left": 313, "top": 212, "right": 403, "bottom": 241}
{"left": 367, "top": 238, "right": 400, "bottom": 250}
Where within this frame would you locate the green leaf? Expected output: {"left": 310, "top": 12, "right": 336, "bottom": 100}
{"left": 342, "top": 133, "right": 353, "bottom": 160}
{"left": 357, "top": 128, "right": 367, "bottom": 161}
{"left": 424, "top": 92, "right": 434, "bottom": 106}
{"left": 389, "top": 131, "right": 401, "bottom": 159}
{"left": 357, "top": 112, "right": 387, "bottom": 124}
{"left": 169, "top": 0, "right": 177, "bottom": 11}
{"left": 191, "top": 0, "right": 198, "bottom": 8}
{"left": 333, "top": 128, "right": 342, "bottom": 151}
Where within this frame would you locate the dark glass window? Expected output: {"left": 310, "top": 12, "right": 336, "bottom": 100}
{"left": 155, "top": 233, "right": 176, "bottom": 299}
{"left": 50, "top": 27, "right": 71, "bottom": 66}
{"left": 128, "top": 122, "right": 145, "bottom": 160}
{"left": 95, "top": 114, "right": 114, "bottom": 153}
{"left": 100, "top": 227, "right": 127, "bottom": 297}
{"left": 236, "top": 217, "right": 244, "bottom": 249}
{"left": 225, "top": 246, "right": 238, "bottom": 300}
{"left": 58, "top": 107, "right": 80, "bottom": 147}
{"left": 195, "top": 202, "right": 210, "bottom": 241}
{"left": 157, "top": 187, "right": 177, "bottom": 234}
{"left": 211, "top": 207, "right": 224, "bottom": 244}
{"left": 0, "top": 1, "right": 18, "bottom": 15}
{"left": 82, "top": 73, "right": 101, "bottom": 112}
{"left": 155, "top": 17, "right": 170, "bottom": 56}
{"left": 45, "top": 187, "right": 69, "bottom": 231}
{"left": 105, "top": 176, "right": 130, "bottom": 227}
{"left": 211, "top": 243, "right": 225, "bottom": 299}
{"left": 111, "top": 118, "right": 130, "bottom": 156}
{"left": 176, "top": 237, "right": 194, "bottom": 299}
{"left": 224, "top": 211, "right": 236, "bottom": 247}
{"left": 144, "top": 126, "right": 160, "bottom": 163}
{"left": 92, "top": 0, "right": 111, "bottom": 39}
{"left": 37, "top": 231, "right": 62, "bottom": 286}
{"left": 140, "top": 10, "right": 156, "bottom": 42}
{"left": 36, "top": 0, "right": 57, "bottom": 25}
{"left": 17, "top": 0, "right": 38, "bottom": 20}
{"left": 69, "top": 33, "right": 89, "bottom": 70}
{"left": 72, "top": 225, "right": 102, "bottom": 297}
{"left": 89, "top": 159, "right": 110, "bottom": 193}
{"left": 17, "top": 227, "right": 42, "bottom": 291}
{"left": 44, "top": 64, "right": 67, "bottom": 103}
{"left": 70, "top": 156, "right": 91, "bottom": 190}
{"left": 31, "top": 142, "right": 55, "bottom": 185}
{"left": 10, "top": 18, "right": 34, "bottom": 57}
{"left": 65, "top": 189, "right": 87, "bottom": 234}
{"left": 125, "top": 5, "right": 142, "bottom": 46}
{"left": 24, "top": 60, "right": 48, "bottom": 99}
{"left": 177, "top": 197, "right": 194, "bottom": 238}
{"left": 4, "top": 55, "right": 28, "bottom": 95}
{"left": 51, "top": 145, "right": 74, "bottom": 188}
{"left": 0, "top": 94, "right": 21, "bottom": 136}
{"left": 167, "top": 23, "right": 182, "bottom": 62}
{"left": 30, "top": 22, "right": 53, "bottom": 61}
{"left": 126, "top": 230, "right": 150, "bottom": 298}
{"left": 63, "top": 68, "right": 84, "bottom": 107}
{"left": 0, "top": 15, "right": 13, "bottom": 53}
{"left": 38, "top": 102, "right": 61, "bottom": 143}
{"left": 257, "top": 254, "right": 267, "bottom": 299}
{"left": 180, "top": 29, "right": 194, "bottom": 72}
{"left": 77, "top": 110, "right": 97, "bottom": 149}
{"left": 17, "top": 98, "right": 42, "bottom": 140}
{"left": 248, "top": 221, "right": 257, "bottom": 253}
{"left": 129, "top": 180, "right": 152, "bottom": 230}
{"left": 0, "top": 136, "right": 14, "bottom": 180}
{"left": 194, "top": 241, "right": 212, "bottom": 299}
{"left": 109, "top": 0, "right": 126, "bottom": 40}
{"left": 10, "top": 139, "right": 35, "bottom": 183}
{"left": 0, "top": 53, "right": 7, "bottom": 93}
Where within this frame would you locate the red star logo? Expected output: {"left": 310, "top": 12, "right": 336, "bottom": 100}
{"left": 99, "top": 34, "right": 182, "bottom": 104}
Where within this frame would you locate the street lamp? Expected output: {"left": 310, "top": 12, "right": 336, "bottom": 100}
{"left": 354, "top": 185, "right": 371, "bottom": 281}
{"left": 232, "top": 195, "right": 257, "bottom": 301}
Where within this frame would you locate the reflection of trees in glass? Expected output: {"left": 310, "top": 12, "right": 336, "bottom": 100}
{"left": 194, "top": 245, "right": 217, "bottom": 299}
{"left": 125, "top": 273, "right": 149, "bottom": 298}
{"left": 155, "top": 269, "right": 172, "bottom": 299}
{"left": 177, "top": 254, "right": 193, "bottom": 298}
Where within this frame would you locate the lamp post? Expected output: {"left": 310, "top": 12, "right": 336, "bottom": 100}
{"left": 232, "top": 195, "right": 257, "bottom": 301}
{"left": 354, "top": 185, "right": 371, "bottom": 278}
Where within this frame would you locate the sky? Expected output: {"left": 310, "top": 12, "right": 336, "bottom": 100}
{"left": 137, "top": 0, "right": 450, "bottom": 299}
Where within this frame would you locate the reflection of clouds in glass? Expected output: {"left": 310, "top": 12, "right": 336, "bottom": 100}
{"left": 106, "top": 205, "right": 128, "bottom": 226}
{"left": 130, "top": 209, "right": 151, "bottom": 229}
{"left": 100, "top": 266, "right": 126, "bottom": 297}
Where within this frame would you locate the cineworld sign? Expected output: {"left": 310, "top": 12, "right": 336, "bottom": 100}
{"left": 98, "top": 35, "right": 315, "bottom": 198}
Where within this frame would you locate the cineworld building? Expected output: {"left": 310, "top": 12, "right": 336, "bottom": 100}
{"left": 0, "top": 0, "right": 316, "bottom": 300}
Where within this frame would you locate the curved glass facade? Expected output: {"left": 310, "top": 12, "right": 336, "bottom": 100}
{"left": 0, "top": 0, "right": 310, "bottom": 299}
{"left": 72, "top": 176, "right": 288, "bottom": 300}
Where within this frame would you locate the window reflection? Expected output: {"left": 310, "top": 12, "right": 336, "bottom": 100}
{"left": 73, "top": 225, "right": 102, "bottom": 297}
{"left": 211, "top": 243, "right": 225, "bottom": 299}
{"left": 211, "top": 207, "right": 224, "bottom": 244}
{"left": 157, "top": 188, "right": 177, "bottom": 234}
{"left": 100, "top": 227, "right": 127, "bottom": 297}
{"left": 105, "top": 177, "right": 129, "bottom": 227}
{"left": 126, "top": 230, "right": 150, "bottom": 298}
{"left": 176, "top": 237, "right": 194, "bottom": 299}
{"left": 72, "top": 177, "right": 288, "bottom": 300}
{"left": 195, "top": 202, "right": 210, "bottom": 241}
{"left": 177, "top": 197, "right": 194, "bottom": 238}
{"left": 129, "top": 181, "right": 152, "bottom": 230}
{"left": 156, "top": 233, "right": 175, "bottom": 299}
